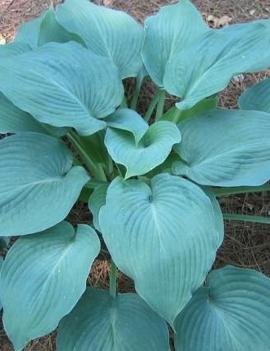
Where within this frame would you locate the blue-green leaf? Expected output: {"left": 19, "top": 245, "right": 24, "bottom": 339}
{"left": 0, "top": 93, "right": 47, "bottom": 134}
{"left": 0, "top": 42, "right": 123, "bottom": 136}
{"left": 164, "top": 20, "right": 270, "bottom": 110}
{"left": 0, "top": 133, "right": 89, "bottom": 236}
{"left": 14, "top": 7, "right": 84, "bottom": 48}
{"left": 38, "top": 7, "right": 85, "bottom": 46}
{"left": 239, "top": 78, "right": 270, "bottom": 113}
{"left": 173, "top": 109, "right": 270, "bottom": 186}
{"left": 0, "top": 222, "right": 100, "bottom": 351}
{"left": 88, "top": 184, "right": 108, "bottom": 232}
{"left": 143, "top": 0, "right": 208, "bottom": 87}
{"left": 99, "top": 174, "right": 224, "bottom": 324}
{"left": 15, "top": 12, "right": 44, "bottom": 47}
{"left": 57, "top": 288, "right": 169, "bottom": 351}
{"left": 0, "top": 42, "right": 31, "bottom": 58}
{"left": 56, "top": 0, "right": 144, "bottom": 79}
{"left": 175, "top": 266, "right": 270, "bottom": 351}
{"left": 105, "top": 121, "right": 181, "bottom": 178}
{"left": 106, "top": 109, "right": 148, "bottom": 145}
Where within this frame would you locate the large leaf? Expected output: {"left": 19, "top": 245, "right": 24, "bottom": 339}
{"left": 15, "top": 7, "right": 84, "bottom": 48}
{"left": 143, "top": 0, "right": 208, "bottom": 87}
{"left": 99, "top": 174, "right": 224, "bottom": 324}
{"left": 0, "top": 133, "right": 89, "bottom": 236}
{"left": 164, "top": 20, "right": 270, "bottom": 110}
{"left": 56, "top": 0, "right": 144, "bottom": 78}
{"left": 0, "top": 93, "right": 47, "bottom": 134}
{"left": 106, "top": 109, "right": 148, "bottom": 145}
{"left": 57, "top": 288, "right": 169, "bottom": 351}
{"left": 175, "top": 266, "right": 270, "bottom": 351}
{"left": 88, "top": 184, "right": 108, "bottom": 232}
{"left": 0, "top": 43, "right": 66, "bottom": 135}
{"left": 105, "top": 121, "right": 181, "bottom": 178}
{"left": 0, "top": 42, "right": 123, "bottom": 136}
{"left": 239, "top": 78, "right": 270, "bottom": 113}
{"left": 173, "top": 109, "right": 270, "bottom": 186}
{"left": 0, "top": 222, "right": 100, "bottom": 351}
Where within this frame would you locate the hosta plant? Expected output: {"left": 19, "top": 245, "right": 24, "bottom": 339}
{"left": 0, "top": 0, "right": 270, "bottom": 350}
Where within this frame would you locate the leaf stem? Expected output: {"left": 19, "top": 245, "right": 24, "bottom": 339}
{"left": 145, "top": 90, "right": 161, "bottom": 122}
{"left": 223, "top": 213, "right": 270, "bottom": 224}
{"left": 109, "top": 261, "right": 118, "bottom": 298}
{"left": 85, "top": 180, "right": 108, "bottom": 189}
{"left": 115, "top": 163, "right": 124, "bottom": 178}
{"left": 210, "top": 184, "right": 270, "bottom": 197}
{"left": 172, "top": 108, "right": 182, "bottom": 124}
{"left": 121, "top": 96, "right": 128, "bottom": 108}
{"left": 67, "top": 132, "right": 97, "bottom": 175}
{"left": 130, "top": 71, "right": 145, "bottom": 110}
{"left": 95, "top": 164, "right": 107, "bottom": 182}
{"left": 155, "top": 89, "right": 166, "bottom": 121}
{"left": 67, "top": 131, "right": 107, "bottom": 181}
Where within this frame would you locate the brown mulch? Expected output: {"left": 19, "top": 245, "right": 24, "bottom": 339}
{"left": 0, "top": 0, "right": 270, "bottom": 350}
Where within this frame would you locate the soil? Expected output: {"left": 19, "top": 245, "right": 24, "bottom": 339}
{"left": 0, "top": 0, "right": 270, "bottom": 350}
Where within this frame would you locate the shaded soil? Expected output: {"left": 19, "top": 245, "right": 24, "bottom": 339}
{"left": 0, "top": 0, "right": 270, "bottom": 350}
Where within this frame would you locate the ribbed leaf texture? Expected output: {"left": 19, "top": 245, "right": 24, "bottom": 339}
{"left": 57, "top": 288, "right": 169, "bottom": 351}
{"left": 0, "top": 222, "right": 100, "bottom": 351}
{"left": 99, "top": 174, "right": 224, "bottom": 324}
{"left": 175, "top": 266, "right": 270, "bottom": 351}
{"left": 0, "top": 133, "right": 89, "bottom": 236}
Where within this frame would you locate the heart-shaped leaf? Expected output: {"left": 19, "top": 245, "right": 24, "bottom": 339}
{"left": 57, "top": 288, "right": 169, "bottom": 351}
{"left": 0, "top": 133, "right": 89, "bottom": 236}
{"left": 105, "top": 121, "right": 181, "bottom": 178}
{"left": 106, "top": 109, "right": 148, "bottom": 145}
{"left": 0, "top": 222, "right": 100, "bottom": 351}
{"left": 99, "top": 174, "right": 224, "bottom": 324}
{"left": 0, "top": 42, "right": 123, "bottom": 136}
{"left": 175, "top": 266, "right": 270, "bottom": 351}
{"left": 56, "top": 0, "right": 144, "bottom": 79}
{"left": 164, "top": 20, "right": 270, "bottom": 110}
{"left": 239, "top": 78, "right": 270, "bottom": 113}
{"left": 173, "top": 109, "right": 270, "bottom": 186}
{"left": 143, "top": 0, "right": 208, "bottom": 87}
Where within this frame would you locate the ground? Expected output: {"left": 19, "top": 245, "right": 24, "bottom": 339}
{"left": 0, "top": 0, "right": 270, "bottom": 350}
